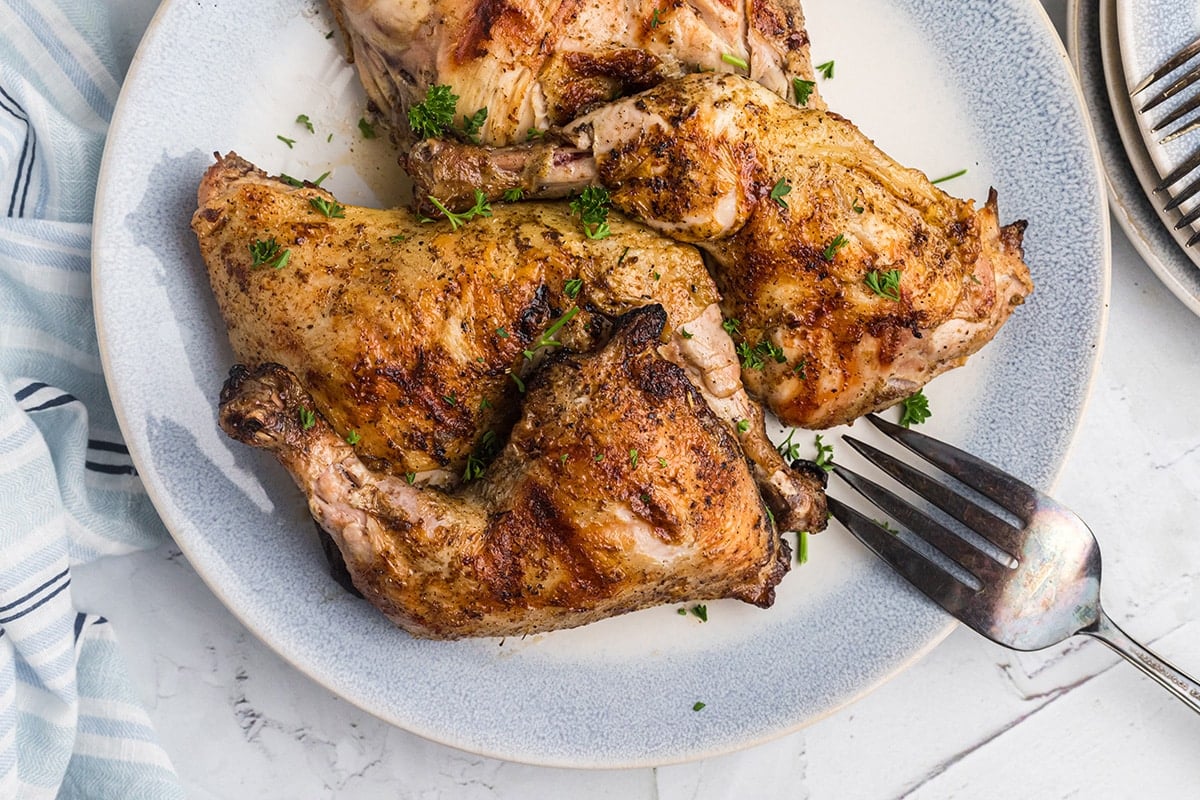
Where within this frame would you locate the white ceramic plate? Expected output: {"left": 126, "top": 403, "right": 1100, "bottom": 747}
{"left": 92, "top": 0, "right": 1108, "bottom": 767}
{"left": 1114, "top": 0, "right": 1200, "bottom": 271}
{"left": 1070, "top": 0, "right": 1200, "bottom": 316}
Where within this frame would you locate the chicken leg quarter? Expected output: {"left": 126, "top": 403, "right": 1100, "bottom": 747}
{"left": 406, "top": 74, "right": 1035, "bottom": 429}
{"left": 218, "top": 306, "right": 791, "bottom": 639}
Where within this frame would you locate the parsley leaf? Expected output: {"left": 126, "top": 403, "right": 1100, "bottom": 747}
{"left": 813, "top": 434, "right": 834, "bottom": 472}
{"left": 277, "top": 134, "right": 296, "bottom": 148}
{"left": 298, "top": 407, "right": 316, "bottom": 430}
{"left": 822, "top": 233, "right": 849, "bottom": 261}
{"left": 309, "top": 197, "right": 346, "bottom": 219}
{"left": 408, "top": 85, "right": 458, "bottom": 139}
{"left": 502, "top": 187, "right": 524, "bottom": 202}
{"left": 792, "top": 78, "right": 816, "bottom": 105}
{"left": 815, "top": 60, "right": 835, "bottom": 79}
{"left": 563, "top": 277, "right": 583, "bottom": 298}
{"left": 358, "top": 117, "right": 377, "bottom": 139}
{"left": 248, "top": 237, "right": 290, "bottom": 269}
{"left": 898, "top": 389, "right": 931, "bottom": 427}
{"left": 931, "top": 168, "right": 968, "bottom": 185}
{"left": 864, "top": 268, "right": 902, "bottom": 301}
{"left": 721, "top": 52, "right": 749, "bottom": 71}
{"left": 569, "top": 186, "right": 612, "bottom": 240}
{"left": 296, "top": 114, "right": 314, "bottom": 133}
{"left": 426, "top": 190, "right": 492, "bottom": 230}
{"left": 461, "top": 107, "right": 488, "bottom": 142}
{"left": 770, "top": 178, "right": 792, "bottom": 209}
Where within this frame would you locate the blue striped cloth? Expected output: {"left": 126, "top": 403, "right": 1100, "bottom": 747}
{"left": 1, "top": 2, "right": 182, "bottom": 797}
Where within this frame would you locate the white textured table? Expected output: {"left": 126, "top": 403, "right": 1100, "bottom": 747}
{"left": 75, "top": 1, "right": 1200, "bottom": 796}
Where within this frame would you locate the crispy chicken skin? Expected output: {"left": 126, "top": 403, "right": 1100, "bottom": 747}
{"left": 218, "top": 307, "right": 790, "bottom": 639}
{"left": 192, "top": 153, "right": 825, "bottom": 531}
{"left": 328, "top": 0, "right": 821, "bottom": 148}
{"left": 407, "top": 74, "right": 1035, "bottom": 428}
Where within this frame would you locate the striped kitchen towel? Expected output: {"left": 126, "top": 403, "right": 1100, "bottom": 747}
{"left": 1, "top": 1, "right": 182, "bottom": 797}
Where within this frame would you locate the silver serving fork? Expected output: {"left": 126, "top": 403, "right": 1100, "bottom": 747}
{"left": 1131, "top": 35, "right": 1200, "bottom": 245}
{"left": 828, "top": 414, "right": 1200, "bottom": 713}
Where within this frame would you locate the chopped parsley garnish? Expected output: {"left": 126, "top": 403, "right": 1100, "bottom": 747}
{"left": 792, "top": 78, "right": 816, "bottom": 106}
{"left": 629, "top": 449, "right": 639, "bottom": 468}
{"left": 777, "top": 428, "right": 802, "bottom": 462}
{"left": 461, "top": 107, "right": 488, "bottom": 142}
{"left": 650, "top": 8, "right": 661, "bottom": 27}
{"left": 509, "top": 372, "right": 526, "bottom": 393}
{"left": 389, "top": 234, "right": 407, "bottom": 243}
{"left": 408, "top": 84, "right": 458, "bottom": 139}
{"left": 502, "top": 187, "right": 524, "bottom": 202}
{"left": 852, "top": 198, "right": 864, "bottom": 213}
{"left": 298, "top": 407, "right": 315, "bottom": 430}
{"left": 658, "top": 457, "right": 668, "bottom": 468}
{"left": 692, "top": 701, "right": 706, "bottom": 712}
{"left": 427, "top": 190, "right": 492, "bottom": 230}
{"left": 526, "top": 127, "right": 544, "bottom": 140}
{"left": 358, "top": 117, "right": 377, "bottom": 139}
{"left": 931, "top": 168, "right": 968, "bottom": 185}
{"left": 796, "top": 530, "right": 809, "bottom": 564}
{"left": 405, "top": 472, "right": 416, "bottom": 485}
{"left": 689, "top": 604, "right": 708, "bottom": 622}
{"left": 312, "top": 171, "right": 331, "bottom": 187}
{"left": 296, "top": 114, "right": 314, "bottom": 133}
{"left": 899, "top": 389, "right": 932, "bottom": 427}
{"left": 865, "top": 268, "right": 902, "bottom": 301}
{"left": 769, "top": 178, "right": 791, "bottom": 209}
{"left": 523, "top": 307, "right": 579, "bottom": 359}
{"left": 345, "top": 430, "right": 361, "bottom": 445}
{"left": 495, "top": 327, "right": 509, "bottom": 338}
{"left": 822, "top": 233, "right": 849, "bottom": 261}
{"left": 721, "top": 52, "right": 749, "bottom": 71}
{"left": 721, "top": 317, "right": 741, "bottom": 336}
{"left": 815, "top": 60, "right": 835, "bottom": 79}
{"left": 737, "top": 339, "right": 786, "bottom": 370}
{"left": 309, "top": 197, "right": 346, "bottom": 218}
{"left": 679, "top": 328, "right": 694, "bottom": 339}
{"left": 569, "top": 186, "right": 612, "bottom": 240}
{"left": 793, "top": 359, "right": 808, "bottom": 380}
{"left": 563, "top": 277, "right": 583, "bottom": 298}
{"left": 248, "top": 237, "right": 290, "bottom": 269}
{"left": 462, "top": 430, "right": 500, "bottom": 482}
{"left": 736, "top": 419, "right": 750, "bottom": 434}
{"left": 276, "top": 134, "right": 296, "bottom": 148}
{"left": 813, "top": 434, "right": 834, "bottom": 472}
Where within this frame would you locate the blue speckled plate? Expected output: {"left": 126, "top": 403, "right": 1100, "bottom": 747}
{"left": 1112, "top": 0, "right": 1200, "bottom": 284}
{"left": 1069, "top": 0, "right": 1200, "bottom": 316}
{"left": 92, "top": 0, "right": 1108, "bottom": 767}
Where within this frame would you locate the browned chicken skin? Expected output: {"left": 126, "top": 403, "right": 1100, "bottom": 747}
{"left": 406, "top": 74, "right": 1035, "bottom": 428}
{"left": 328, "top": 0, "right": 822, "bottom": 149}
{"left": 218, "top": 307, "right": 790, "bottom": 639}
{"left": 192, "top": 152, "right": 825, "bottom": 532}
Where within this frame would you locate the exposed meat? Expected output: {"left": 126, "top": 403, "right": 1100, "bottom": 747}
{"left": 327, "top": 0, "right": 822, "bottom": 148}
{"left": 192, "top": 152, "right": 825, "bottom": 531}
{"left": 217, "top": 307, "right": 791, "bottom": 639}
{"left": 406, "top": 74, "right": 1035, "bottom": 428}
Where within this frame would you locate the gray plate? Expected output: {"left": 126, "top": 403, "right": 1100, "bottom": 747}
{"left": 92, "top": 0, "right": 1108, "bottom": 767}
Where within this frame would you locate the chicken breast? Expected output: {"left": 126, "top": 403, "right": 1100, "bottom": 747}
{"left": 218, "top": 306, "right": 791, "bottom": 639}
{"left": 328, "top": 0, "right": 822, "bottom": 148}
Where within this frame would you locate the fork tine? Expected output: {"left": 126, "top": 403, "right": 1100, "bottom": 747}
{"left": 840, "top": 436, "right": 1024, "bottom": 560}
{"left": 1157, "top": 149, "right": 1200, "bottom": 191}
{"left": 1163, "top": 173, "right": 1200, "bottom": 211}
{"left": 1131, "top": 35, "right": 1200, "bottom": 95}
{"left": 1150, "top": 92, "right": 1200, "bottom": 132}
{"left": 1174, "top": 201, "right": 1200, "bottom": 230}
{"left": 826, "top": 496, "right": 976, "bottom": 613}
{"left": 1139, "top": 63, "right": 1200, "bottom": 112}
{"left": 1161, "top": 115, "right": 1200, "bottom": 145}
{"left": 832, "top": 462, "right": 1009, "bottom": 581}
{"left": 863, "top": 414, "right": 1040, "bottom": 521}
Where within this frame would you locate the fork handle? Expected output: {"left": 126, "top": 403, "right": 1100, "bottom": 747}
{"left": 1084, "top": 610, "right": 1200, "bottom": 714}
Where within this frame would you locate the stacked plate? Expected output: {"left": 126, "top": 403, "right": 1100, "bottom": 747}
{"left": 1070, "top": 0, "right": 1200, "bottom": 314}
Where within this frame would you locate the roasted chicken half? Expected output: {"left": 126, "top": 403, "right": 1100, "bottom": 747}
{"left": 407, "top": 74, "right": 1035, "bottom": 428}
{"left": 218, "top": 307, "right": 790, "bottom": 639}
{"left": 328, "top": 0, "right": 822, "bottom": 149}
{"left": 192, "top": 152, "right": 825, "bottom": 532}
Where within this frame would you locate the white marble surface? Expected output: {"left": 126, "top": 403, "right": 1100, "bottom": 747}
{"left": 73, "top": 0, "right": 1200, "bottom": 796}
